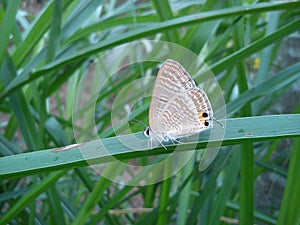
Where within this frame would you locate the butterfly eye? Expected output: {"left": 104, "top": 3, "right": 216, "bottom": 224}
{"left": 144, "top": 127, "right": 150, "bottom": 137}
{"left": 204, "top": 121, "right": 209, "bottom": 127}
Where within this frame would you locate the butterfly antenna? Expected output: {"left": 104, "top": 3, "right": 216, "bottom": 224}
{"left": 213, "top": 118, "right": 224, "bottom": 128}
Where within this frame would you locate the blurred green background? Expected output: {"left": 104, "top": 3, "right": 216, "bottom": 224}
{"left": 1, "top": 0, "right": 300, "bottom": 224}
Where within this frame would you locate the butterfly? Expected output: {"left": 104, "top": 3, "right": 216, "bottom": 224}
{"left": 144, "top": 59, "right": 219, "bottom": 147}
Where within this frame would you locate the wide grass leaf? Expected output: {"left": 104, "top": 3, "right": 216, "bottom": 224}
{"left": 0, "top": 114, "right": 300, "bottom": 180}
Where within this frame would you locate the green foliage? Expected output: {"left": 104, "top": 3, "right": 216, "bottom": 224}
{"left": 1, "top": 0, "right": 300, "bottom": 225}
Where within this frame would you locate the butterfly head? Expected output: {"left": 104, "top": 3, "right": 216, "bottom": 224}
{"left": 144, "top": 126, "right": 159, "bottom": 140}
{"left": 144, "top": 126, "right": 170, "bottom": 141}
{"left": 144, "top": 126, "right": 165, "bottom": 149}
{"left": 144, "top": 126, "right": 151, "bottom": 138}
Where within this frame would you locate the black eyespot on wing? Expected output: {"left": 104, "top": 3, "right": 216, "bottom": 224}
{"left": 202, "top": 112, "right": 208, "bottom": 118}
{"left": 204, "top": 121, "right": 209, "bottom": 127}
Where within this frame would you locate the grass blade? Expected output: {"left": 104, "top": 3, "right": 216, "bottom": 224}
{"left": 0, "top": 170, "right": 67, "bottom": 225}
{"left": 2, "top": 1, "right": 300, "bottom": 101}
{"left": 277, "top": 137, "right": 300, "bottom": 225}
{"left": 0, "top": 0, "right": 21, "bottom": 63}
{"left": 1, "top": 115, "right": 300, "bottom": 180}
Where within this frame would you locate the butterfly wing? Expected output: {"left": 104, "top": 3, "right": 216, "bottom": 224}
{"left": 158, "top": 88, "right": 213, "bottom": 138}
{"left": 149, "top": 60, "right": 196, "bottom": 136}
{"left": 149, "top": 59, "right": 213, "bottom": 139}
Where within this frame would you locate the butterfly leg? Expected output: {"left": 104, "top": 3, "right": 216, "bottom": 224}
{"left": 172, "top": 138, "right": 184, "bottom": 144}
{"left": 148, "top": 136, "right": 167, "bottom": 150}
{"left": 147, "top": 138, "right": 152, "bottom": 149}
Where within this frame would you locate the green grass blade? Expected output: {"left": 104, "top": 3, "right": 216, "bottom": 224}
{"left": 0, "top": 0, "right": 21, "bottom": 63}
{"left": 1, "top": 2, "right": 299, "bottom": 101}
{"left": 0, "top": 55, "right": 42, "bottom": 150}
{"left": 277, "top": 109, "right": 300, "bottom": 224}
{"left": 152, "top": 0, "right": 178, "bottom": 42}
{"left": 255, "top": 11, "right": 280, "bottom": 85}
{"left": 232, "top": 7, "right": 254, "bottom": 224}
{"left": 86, "top": 185, "right": 134, "bottom": 224}
{"left": 46, "top": 0, "right": 63, "bottom": 62}
{"left": 0, "top": 170, "right": 67, "bottom": 225}
{"left": 64, "top": 15, "right": 158, "bottom": 44}
{"left": 176, "top": 155, "right": 195, "bottom": 225}
{"left": 157, "top": 178, "right": 171, "bottom": 224}
{"left": 0, "top": 115, "right": 299, "bottom": 180}
{"left": 11, "top": 0, "right": 73, "bottom": 67}
{"left": 61, "top": 0, "right": 104, "bottom": 40}
{"left": 71, "top": 163, "right": 123, "bottom": 225}
{"left": 46, "top": 185, "right": 67, "bottom": 225}
{"left": 218, "top": 61, "right": 300, "bottom": 117}
{"left": 226, "top": 200, "right": 278, "bottom": 224}
{"left": 11, "top": 0, "right": 54, "bottom": 67}
{"left": 136, "top": 169, "right": 195, "bottom": 225}
{"left": 208, "top": 149, "right": 239, "bottom": 225}
{"left": 0, "top": 134, "right": 22, "bottom": 156}
{"left": 39, "top": 2, "right": 300, "bottom": 73}
{"left": 210, "top": 17, "right": 300, "bottom": 74}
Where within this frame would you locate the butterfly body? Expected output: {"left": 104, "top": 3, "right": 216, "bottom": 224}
{"left": 145, "top": 59, "right": 214, "bottom": 146}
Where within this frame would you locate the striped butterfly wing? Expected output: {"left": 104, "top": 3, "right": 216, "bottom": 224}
{"left": 149, "top": 59, "right": 213, "bottom": 139}
{"left": 158, "top": 88, "right": 213, "bottom": 138}
{"left": 149, "top": 59, "right": 195, "bottom": 135}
